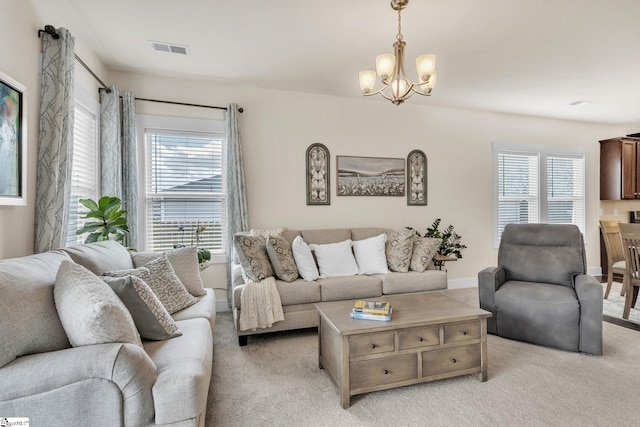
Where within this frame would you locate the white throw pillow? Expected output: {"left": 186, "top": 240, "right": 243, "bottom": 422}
{"left": 352, "top": 233, "right": 389, "bottom": 275}
{"left": 291, "top": 236, "right": 319, "bottom": 281}
{"left": 309, "top": 239, "right": 359, "bottom": 278}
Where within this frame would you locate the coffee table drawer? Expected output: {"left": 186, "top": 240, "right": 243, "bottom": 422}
{"left": 422, "top": 344, "right": 481, "bottom": 377}
{"left": 349, "top": 332, "right": 395, "bottom": 357}
{"left": 350, "top": 354, "right": 418, "bottom": 389}
{"left": 398, "top": 326, "right": 440, "bottom": 350}
{"left": 444, "top": 321, "right": 480, "bottom": 343}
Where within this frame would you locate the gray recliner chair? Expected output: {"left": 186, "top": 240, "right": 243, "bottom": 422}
{"left": 479, "top": 223, "right": 603, "bottom": 355}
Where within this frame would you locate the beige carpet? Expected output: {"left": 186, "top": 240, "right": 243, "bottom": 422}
{"left": 603, "top": 281, "right": 640, "bottom": 324}
{"left": 207, "top": 290, "right": 640, "bottom": 427}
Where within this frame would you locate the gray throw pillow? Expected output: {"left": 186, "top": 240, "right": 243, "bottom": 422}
{"left": 54, "top": 261, "right": 142, "bottom": 348}
{"left": 104, "top": 254, "right": 198, "bottom": 314}
{"left": 234, "top": 235, "right": 275, "bottom": 282}
{"left": 266, "top": 235, "right": 299, "bottom": 282}
{"left": 103, "top": 276, "right": 182, "bottom": 341}
{"left": 410, "top": 237, "right": 441, "bottom": 272}
{"left": 386, "top": 230, "right": 415, "bottom": 273}
{"left": 132, "top": 246, "right": 207, "bottom": 297}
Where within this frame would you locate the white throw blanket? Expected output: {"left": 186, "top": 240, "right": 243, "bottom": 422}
{"left": 239, "top": 276, "right": 284, "bottom": 331}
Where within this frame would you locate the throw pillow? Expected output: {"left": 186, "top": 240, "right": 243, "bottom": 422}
{"left": 386, "top": 230, "right": 415, "bottom": 273}
{"left": 291, "top": 236, "right": 319, "bottom": 281}
{"left": 132, "top": 246, "right": 207, "bottom": 297}
{"left": 249, "top": 226, "right": 287, "bottom": 239}
{"left": 352, "top": 233, "right": 389, "bottom": 275}
{"left": 54, "top": 261, "right": 142, "bottom": 348}
{"left": 266, "top": 235, "right": 299, "bottom": 282}
{"left": 104, "top": 254, "right": 198, "bottom": 314}
{"left": 234, "top": 234, "right": 275, "bottom": 282}
{"left": 309, "top": 239, "right": 359, "bottom": 278}
{"left": 103, "top": 276, "right": 182, "bottom": 341}
{"left": 410, "top": 237, "right": 441, "bottom": 272}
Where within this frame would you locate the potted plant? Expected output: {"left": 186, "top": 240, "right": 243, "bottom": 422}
{"left": 174, "top": 221, "right": 211, "bottom": 267}
{"left": 76, "top": 196, "right": 129, "bottom": 244}
{"left": 407, "top": 218, "right": 467, "bottom": 268}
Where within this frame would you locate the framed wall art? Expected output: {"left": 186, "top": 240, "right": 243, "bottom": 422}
{"left": 0, "top": 71, "right": 26, "bottom": 206}
{"left": 407, "top": 149, "right": 427, "bottom": 205}
{"left": 306, "top": 143, "right": 330, "bottom": 205}
{"left": 337, "top": 156, "right": 405, "bottom": 196}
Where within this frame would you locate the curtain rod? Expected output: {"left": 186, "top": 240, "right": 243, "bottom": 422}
{"left": 38, "top": 25, "right": 243, "bottom": 113}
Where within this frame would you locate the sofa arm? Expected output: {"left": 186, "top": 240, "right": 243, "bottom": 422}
{"left": 0, "top": 343, "right": 157, "bottom": 426}
{"left": 574, "top": 274, "right": 603, "bottom": 355}
{"left": 478, "top": 266, "right": 506, "bottom": 334}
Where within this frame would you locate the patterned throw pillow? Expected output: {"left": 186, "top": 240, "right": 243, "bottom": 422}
{"left": 410, "top": 237, "right": 441, "bottom": 272}
{"left": 266, "top": 235, "right": 299, "bottom": 282}
{"left": 132, "top": 246, "right": 207, "bottom": 297}
{"left": 386, "top": 230, "right": 415, "bottom": 273}
{"left": 103, "top": 276, "right": 182, "bottom": 341}
{"left": 104, "top": 254, "right": 198, "bottom": 314}
{"left": 234, "top": 235, "right": 275, "bottom": 282}
{"left": 54, "top": 261, "right": 142, "bottom": 348}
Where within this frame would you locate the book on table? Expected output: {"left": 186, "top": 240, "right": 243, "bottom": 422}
{"left": 350, "top": 306, "right": 392, "bottom": 322}
{"left": 352, "top": 300, "right": 390, "bottom": 315}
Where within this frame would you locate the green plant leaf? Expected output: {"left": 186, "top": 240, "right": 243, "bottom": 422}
{"left": 79, "top": 198, "right": 99, "bottom": 211}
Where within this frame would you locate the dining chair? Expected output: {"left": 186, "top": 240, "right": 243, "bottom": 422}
{"left": 618, "top": 223, "right": 640, "bottom": 319}
{"left": 599, "top": 220, "right": 626, "bottom": 299}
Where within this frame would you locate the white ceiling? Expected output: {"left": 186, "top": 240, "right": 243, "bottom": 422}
{"left": 29, "top": 0, "right": 640, "bottom": 125}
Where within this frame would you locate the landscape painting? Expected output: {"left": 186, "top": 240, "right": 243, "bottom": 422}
{"left": 337, "top": 156, "right": 405, "bottom": 196}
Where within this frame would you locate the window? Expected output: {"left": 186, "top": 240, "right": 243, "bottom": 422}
{"left": 138, "top": 115, "right": 225, "bottom": 260}
{"left": 66, "top": 89, "right": 99, "bottom": 246}
{"left": 493, "top": 142, "right": 586, "bottom": 247}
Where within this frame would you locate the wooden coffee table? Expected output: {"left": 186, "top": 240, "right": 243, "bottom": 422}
{"left": 315, "top": 292, "right": 492, "bottom": 408}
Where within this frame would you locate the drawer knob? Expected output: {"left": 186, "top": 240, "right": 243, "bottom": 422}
{"left": 418, "top": 337, "right": 424, "bottom": 342}
{"left": 461, "top": 330, "right": 468, "bottom": 335}
{"left": 370, "top": 343, "right": 376, "bottom": 349}
{"left": 451, "top": 358, "right": 457, "bottom": 364}
{"left": 383, "top": 369, "right": 389, "bottom": 375}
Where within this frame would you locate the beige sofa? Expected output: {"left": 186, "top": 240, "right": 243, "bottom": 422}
{"left": 0, "top": 241, "right": 215, "bottom": 426}
{"left": 231, "top": 227, "right": 448, "bottom": 346}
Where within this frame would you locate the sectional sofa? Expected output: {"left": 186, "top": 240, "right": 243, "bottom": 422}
{"left": 0, "top": 241, "right": 215, "bottom": 426}
{"left": 231, "top": 227, "right": 449, "bottom": 346}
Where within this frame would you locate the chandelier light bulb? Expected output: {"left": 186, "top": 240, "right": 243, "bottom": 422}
{"left": 391, "top": 79, "right": 407, "bottom": 98}
{"left": 420, "top": 70, "right": 437, "bottom": 92}
{"left": 375, "top": 53, "right": 395, "bottom": 80}
{"left": 359, "top": 70, "right": 377, "bottom": 93}
{"left": 416, "top": 54, "right": 436, "bottom": 81}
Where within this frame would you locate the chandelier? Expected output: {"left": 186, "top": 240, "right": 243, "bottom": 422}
{"left": 358, "top": 0, "right": 437, "bottom": 106}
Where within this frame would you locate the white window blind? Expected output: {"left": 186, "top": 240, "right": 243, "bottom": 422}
{"left": 494, "top": 143, "right": 586, "bottom": 246}
{"left": 66, "top": 99, "right": 99, "bottom": 246}
{"left": 145, "top": 128, "right": 225, "bottom": 253}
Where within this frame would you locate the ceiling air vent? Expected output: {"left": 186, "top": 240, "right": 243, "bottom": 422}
{"left": 148, "top": 40, "right": 190, "bottom": 56}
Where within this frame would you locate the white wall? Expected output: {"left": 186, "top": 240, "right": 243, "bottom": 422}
{"left": 112, "top": 71, "right": 629, "bottom": 303}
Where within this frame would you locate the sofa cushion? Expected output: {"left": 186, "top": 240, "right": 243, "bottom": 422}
{"left": 132, "top": 246, "right": 207, "bottom": 297}
{"left": 61, "top": 240, "right": 134, "bottom": 275}
{"left": 352, "top": 233, "right": 389, "bottom": 275}
{"left": 54, "top": 261, "right": 142, "bottom": 348}
{"left": 266, "top": 235, "right": 299, "bottom": 282}
{"left": 291, "top": 236, "right": 319, "bottom": 281}
{"left": 144, "top": 318, "right": 212, "bottom": 425}
{"left": 377, "top": 270, "right": 447, "bottom": 295}
{"left": 233, "top": 279, "right": 321, "bottom": 310}
{"left": 172, "top": 288, "right": 217, "bottom": 332}
{"left": 318, "top": 275, "right": 383, "bottom": 302}
{"left": 103, "top": 276, "right": 182, "bottom": 341}
{"left": 350, "top": 227, "right": 392, "bottom": 241}
{"left": 234, "top": 234, "right": 275, "bottom": 281}
{"left": 309, "top": 239, "right": 359, "bottom": 278}
{"left": 301, "top": 228, "right": 351, "bottom": 245}
{"left": 0, "top": 251, "right": 72, "bottom": 369}
{"left": 410, "top": 237, "right": 440, "bottom": 272}
{"left": 104, "top": 254, "right": 198, "bottom": 314}
{"left": 386, "top": 230, "right": 415, "bottom": 273}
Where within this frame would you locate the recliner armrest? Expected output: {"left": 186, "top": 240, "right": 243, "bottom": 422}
{"left": 478, "top": 266, "right": 506, "bottom": 334}
{"left": 574, "top": 274, "right": 603, "bottom": 355}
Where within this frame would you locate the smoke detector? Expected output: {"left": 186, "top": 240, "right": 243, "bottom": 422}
{"left": 148, "top": 40, "right": 190, "bottom": 55}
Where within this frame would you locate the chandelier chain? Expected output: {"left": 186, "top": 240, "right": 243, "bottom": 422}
{"left": 397, "top": 8, "right": 403, "bottom": 41}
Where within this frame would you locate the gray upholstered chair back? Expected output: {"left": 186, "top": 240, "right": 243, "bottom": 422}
{"left": 498, "top": 224, "right": 586, "bottom": 288}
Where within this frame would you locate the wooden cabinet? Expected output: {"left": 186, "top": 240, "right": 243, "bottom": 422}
{"left": 600, "top": 137, "right": 640, "bottom": 200}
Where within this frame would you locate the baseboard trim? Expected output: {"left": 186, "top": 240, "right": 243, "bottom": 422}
{"left": 448, "top": 278, "right": 478, "bottom": 289}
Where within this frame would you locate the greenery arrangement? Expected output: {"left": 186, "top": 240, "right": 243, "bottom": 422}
{"left": 76, "top": 196, "right": 129, "bottom": 244}
{"left": 407, "top": 218, "right": 467, "bottom": 267}
{"left": 175, "top": 221, "right": 211, "bottom": 264}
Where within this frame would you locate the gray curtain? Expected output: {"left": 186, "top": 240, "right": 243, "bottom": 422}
{"left": 225, "top": 103, "right": 248, "bottom": 306}
{"left": 34, "top": 27, "right": 75, "bottom": 253}
{"left": 99, "top": 86, "right": 122, "bottom": 198}
{"left": 121, "top": 92, "right": 138, "bottom": 249}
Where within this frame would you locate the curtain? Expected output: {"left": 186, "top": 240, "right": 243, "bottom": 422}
{"left": 225, "top": 103, "right": 249, "bottom": 306}
{"left": 121, "top": 92, "right": 138, "bottom": 249}
{"left": 99, "top": 86, "right": 122, "bottom": 198}
{"left": 34, "top": 27, "right": 75, "bottom": 253}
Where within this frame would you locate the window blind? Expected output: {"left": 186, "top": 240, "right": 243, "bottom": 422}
{"left": 497, "top": 152, "right": 539, "bottom": 238}
{"left": 66, "top": 101, "right": 98, "bottom": 246}
{"left": 145, "top": 129, "right": 225, "bottom": 253}
{"left": 547, "top": 155, "right": 585, "bottom": 233}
